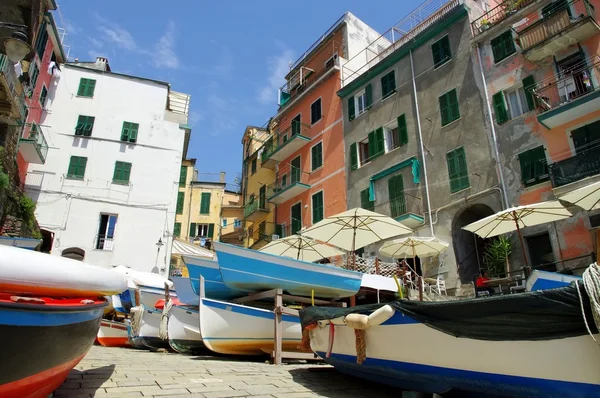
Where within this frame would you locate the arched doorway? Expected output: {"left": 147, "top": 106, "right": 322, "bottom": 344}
{"left": 452, "top": 204, "right": 495, "bottom": 284}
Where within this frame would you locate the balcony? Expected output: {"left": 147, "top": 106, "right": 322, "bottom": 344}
{"left": 19, "top": 123, "right": 48, "bottom": 164}
{"left": 471, "top": 0, "right": 552, "bottom": 42}
{"left": 0, "top": 54, "right": 26, "bottom": 123}
{"left": 548, "top": 145, "right": 600, "bottom": 188}
{"left": 243, "top": 199, "right": 269, "bottom": 222}
{"left": 267, "top": 165, "right": 311, "bottom": 205}
{"left": 250, "top": 222, "right": 277, "bottom": 249}
{"left": 533, "top": 55, "right": 600, "bottom": 129}
{"left": 262, "top": 121, "right": 311, "bottom": 163}
{"left": 374, "top": 192, "right": 424, "bottom": 229}
{"left": 518, "top": 0, "right": 599, "bottom": 62}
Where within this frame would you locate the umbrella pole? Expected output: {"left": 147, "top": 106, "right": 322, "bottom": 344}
{"left": 515, "top": 218, "right": 530, "bottom": 269}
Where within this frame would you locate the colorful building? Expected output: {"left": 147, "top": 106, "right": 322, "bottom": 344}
{"left": 262, "top": 12, "right": 381, "bottom": 237}
{"left": 174, "top": 158, "right": 197, "bottom": 239}
{"left": 219, "top": 189, "right": 243, "bottom": 246}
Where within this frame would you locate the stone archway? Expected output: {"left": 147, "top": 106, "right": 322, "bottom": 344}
{"left": 452, "top": 204, "right": 495, "bottom": 284}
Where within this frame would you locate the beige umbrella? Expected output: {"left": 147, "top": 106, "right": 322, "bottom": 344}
{"left": 301, "top": 208, "right": 412, "bottom": 253}
{"left": 559, "top": 181, "right": 600, "bottom": 211}
{"left": 379, "top": 236, "right": 449, "bottom": 259}
{"left": 258, "top": 234, "right": 344, "bottom": 262}
{"left": 462, "top": 200, "right": 572, "bottom": 266}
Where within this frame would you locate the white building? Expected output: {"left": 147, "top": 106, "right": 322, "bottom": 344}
{"left": 25, "top": 57, "right": 191, "bottom": 274}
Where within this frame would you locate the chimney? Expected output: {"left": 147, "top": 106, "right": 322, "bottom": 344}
{"left": 95, "top": 57, "right": 111, "bottom": 72}
{"left": 219, "top": 172, "right": 226, "bottom": 183}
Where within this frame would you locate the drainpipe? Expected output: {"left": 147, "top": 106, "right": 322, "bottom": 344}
{"left": 409, "top": 49, "right": 435, "bottom": 237}
{"left": 475, "top": 44, "right": 510, "bottom": 209}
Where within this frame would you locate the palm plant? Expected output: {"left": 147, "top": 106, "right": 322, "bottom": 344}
{"left": 483, "top": 236, "right": 512, "bottom": 277}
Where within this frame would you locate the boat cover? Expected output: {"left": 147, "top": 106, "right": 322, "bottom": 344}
{"left": 299, "top": 284, "right": 598, "bottom": 341}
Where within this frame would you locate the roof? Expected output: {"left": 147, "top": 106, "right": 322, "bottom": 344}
{"left": 191, "top": 181, "right": 226, "bottom": 187}
{"left": 171, "top": 239, "right": 214, "bottom": 258}
{"left": 64, "top": 63, "right": 171, "bottom": 87}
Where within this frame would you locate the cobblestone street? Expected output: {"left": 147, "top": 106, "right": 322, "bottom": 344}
{"left": 53, "top": 346, "right": 398, "bottom": 398}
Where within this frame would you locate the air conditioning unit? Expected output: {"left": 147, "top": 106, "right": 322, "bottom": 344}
{"left": 271, "top": 234, "right": 280, "bottom": 241}
{"left": 325, "top": 53, "right": 339, "bottom": 69}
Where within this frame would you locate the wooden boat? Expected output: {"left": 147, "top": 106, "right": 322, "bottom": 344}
{"left": 300, "top": 284, "right": 600, "bottom": 397}
{"left": 0, "top": 294, "right": 107, "bottom": 398}
{"left": 0, "top": 245, "right": 127, "bottom": 297}
{"left": 182, "top": 255, "right": 245, "bottom": 300}
{"left": 213, "top": 242, "right": 362, "bottom": 299}
{"left": 97, "top": 319, "right": 131, "bottom": 347}
{"left": 168, "top": 305, "right": 204, "bottom": 354}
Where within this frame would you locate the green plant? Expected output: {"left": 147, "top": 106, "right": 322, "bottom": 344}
{"left": 483, "top": 236, "right": 512, "bottom": 277}
{"left": 19, "top": 195, "right": 36, "bottom": 220}
{"left": 0, "top": 146, "right": 7, "bottom": 191}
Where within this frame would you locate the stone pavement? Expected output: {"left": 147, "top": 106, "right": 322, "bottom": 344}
{"left": 53, "top": 346, "right": 399, "bottom": 398}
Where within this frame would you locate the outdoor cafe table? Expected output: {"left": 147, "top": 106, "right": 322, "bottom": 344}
{"left": 482, "top": 275, "right": 521, "bottom": 293}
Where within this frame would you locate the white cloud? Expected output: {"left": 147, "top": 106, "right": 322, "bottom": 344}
{"left": 96, "top": 19, "right": 138, "bottom": 52}
{"left": 153, "top": 20, "right": 179, "bottom": 69}
{"left": 62, "top": 19, "right": 81, "bottom": 35}
{"left": 88, "top": 37, "right": 104, "bottom": 49}
{"left": 258, "top": 46, "right": 294, "bottom": 105}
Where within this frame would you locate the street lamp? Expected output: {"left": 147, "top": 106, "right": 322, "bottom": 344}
{"left": 4, "top": 30, "right": 31, "bottom": 63}
{"left": 155, "top": 237, "right": 165, "bottom": 275}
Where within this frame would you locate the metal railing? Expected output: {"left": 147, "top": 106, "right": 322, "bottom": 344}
{"left": 548, "top": 144, "right": 600, "bottom": 187}
{"left": 243, "top": 199, "right": 268, "bottom": 218}
{"left": 532, "top": 54, "right": 600, "bottom": 113}
{"left": 261, "top": 121, "right": 311, "bottom": 161}
{"left": 266, "top": 163, "right": 311, "bottom": 198}
{"left": 0, "top": 54, "right": 27, "bottom": 121}
{"left": 21, "top": 123, "right": 49, "bottom": 163}
{"left": 471, "top": 0, "right": 539, "bottom": 36}
{"left": 374, "top": 192, "right": 423, "bottom": 220}
{"left": 95, "top": 235, "right": 115, "bottom": 251}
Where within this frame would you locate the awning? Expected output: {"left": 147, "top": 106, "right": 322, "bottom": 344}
{"left": 171, "top": 239, "right": 214, "bottom": 258}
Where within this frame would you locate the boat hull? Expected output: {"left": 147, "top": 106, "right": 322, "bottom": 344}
{"left": 213, "top": 242, "right": 362, "bottom": 299}
{"left": 182, "top": 255, "right": 245, "bottom": 300}
{"left": 527, "top": 270, "right": 582, "bottom": 292}
{"left": 309, "top": 311, "right": 600, "bottom": 397}
{"left": 138, "top": 308, "right": 170, "bottom": 350}
{"left": 97, "top": 320, "right": 130, "bottom": 348}
{"left": 168, "top": 305, "right": 204, "bottom": 354}
{"left": 0, "top": 295, "right": 106, "bottom": 398}
{"left": 171, "top": 277, "right": 200, "bottom": 305}
{"left": 199, "top": 297, "right": 302, "bottom": 356}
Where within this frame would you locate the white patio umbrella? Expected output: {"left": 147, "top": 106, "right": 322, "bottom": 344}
{"left": 258, "top": 234, "right": 343, "bottom": 262}
{"left": 559, "top": 180, "right": 600, "bottom": 211}
{"left": 301, "top": 208, "right": 413, "bottom": 253}
{"left": 462, "top": 200, "right": 572, "bottom": 266}
{"left": 379, "top": 236, "right": 449, "bottom": 259}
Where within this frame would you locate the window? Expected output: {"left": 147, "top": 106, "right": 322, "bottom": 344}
{"left": 96, "top": 214, "right": 117, "bottom": 250}
{"left": 590, "top": 214, "right": 600, "bottom": 229}
{"left": 360, "top": 188, "right": 374, "bottom": 212}
{"left": 120, "top": 122, "right": 139, "bottom": 143}
{"left": 311, "top": 98, "right": 322, "bottom": 124}
{"left": 29, "top": 63, "right": 40, "bottom": 96}
{"left": 75, "top": 115, "right": 95, "bottom": 136}
{"left": 311, "top": 142, "right": 323, "bottom": 171}
{"left": 381, "top": 71, "right": 396, "bottom": 99}
{"left": 173, "top": 222, "right": 181, "bottom": 237}
{"left": 358, "top": 138, "right": 370, "bottom": 166}
{"left": 312, "top": 191, "right": 324, "bottom": 224}
{"left": 491, "top": 30, "right": 516, "bottom": 63}
{"left": 179, "top": 166, "right": 187, "bottom": 187}
{"left": 432, "top": 35, "right": 451, "bottom": 68}
{"left": 259, "top": 185, "right": 266, "bottom": 209}
{"left": 34, "top": 22, "right": 48, "bottom": 59}
{"left": 505, "top": 87, "right": 530, "bottom": 119}
{"left": 353, "top": 128, "right": 385, "bottom": 168}
{"left": 67, "top": 156, "right": 87, "bottom": 179}
{"left": 39, "top": 85, "right": 48, "bottom": 108}
{"left": 526, "top": 233, "right": 555, "bottom": 270}
{"left": 176, "top": 192, "right": 185, "bottom": 215}
{"left": 291, "top": 202, "right": 302, "bottom": 235}
{"left": 388, "top": 174, "right": 406, "bottom": 218}
{"left": 446, "top": 147, "right": 469, "bottom": 193}
{"left": 439, "top": 89, "right": 460, "bottom": 126}
{"left": 384, "top": 115, "right": 409, "bottom": 152}
{"left": 291, "top": 114, "right": 301, "bottom": 136}
{"left": 77, "top": 78, "right": 96, "bottom": 98}
{"left": 251, "top": 158, "right": 257, "bottom": 174}
{"left": 492, "top": 91, "right": 509, "bottom": 125}
{"left": 348, "top": 84, "right": 372, "bottom": 121}
{"left": 291, "top": 156, "right": 301, "bottom": 184}
{"left": 275, "top": 224, "right": 284, "bottom": 238}
{"left": 222, "top": 218, "right": 228, "bottom": 227}
{"left": 259, "top": 221, "right": 266, "bottom": 239}
{"left": 192, "top": 223, "right": 215, "bottom": 238}
{"left": 113, "top": 161, "right": 132, "bottom": 184}
{"left": 200, "top": 192, "right": 211, "bottom": 214}
{"left": 518, "top": 146, "right": 549, "bottom": 186}
{"left": 234, "top": 219, "right": 242, "bottom": 228}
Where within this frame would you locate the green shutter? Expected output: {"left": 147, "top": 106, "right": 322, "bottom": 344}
{"left": 381, "top": 71, "right": 396, "bottom": 98}
{"left": 360, "top": 188, "right": 374, "bottom": 212}
{"left": 493, "top": 92, "right": 509, "bottom": 124}
{"left": 312, "top": 191, "right": 324, "bottom": 224}
{"left": 173, "top": 222, "right": 181, "bottom": 237}
{"left": 456, "top": 148, "right": 469, "bottom": 191}
{"left": 348, "top": 97, "right": 355, "bottom": 121}
{"left": 365, "top": 84, "right": 372, "bottom": 108}
{"left": 519, "top": 146, "right": 548, "bottom": 186}
{"left": 200, "top": 192, "right": 211, "bottom": 214}
{"left": 129, "top": 123, "right": 139, "bottom": 142}
{"left": 121, "top": 122, "right": 130, "bottom": 141}
{"left": 432, "top": 36, "right": 451, "bottom": 68}
{"left": 311, "top": 142, "right": 322, "bottom": 170}
{"left": 275, "top": 224, "right": 283, "bottom": 237}
{"left": 113, "top": 161, "right": 131, "bottom": 183}
{"left": 75, "top": 115, "right": 85, "bottom": 135}
{"left": 77, "top": 78, "right": 86, "bottom": 96}
{"left": 350, "top": 143, "right": 358, "bottom": 170}
{"left": 208, "top": 223, "right": 215, "bottom": 239}
{"left": 123, "top": 162, "right": 132, "bottom": 182}
{"left": 83, "top": 117, "right": 94, "bottom": 136}
{"left": 368, "top": 131, "right": 376, "bottom": 160}
{"left": 179, "top": 166, "right": 187, "bottom": 187}
{"left": 447, "top": 151, "right": 459, "bottom": 193}
{"left": 491, "top": 31, "right": 516, "bottom": 63}
{"left": 67, "top": 156, "right": 87, "bottom": 179}
{"left": 87, "top": 80, "right": 96, "bottom": 97}
{"left": 375, "top": 127, "right": 385, "bottom": 158}
{"left": 449, "top": 89, "right": 459, "bottom": 122}
{"left": 439, "top": 93, "right": 449, "bottom": 125}
{"left": 388, "top": 175, "right": 405, "bottom": 218}
{"left": 113, "top": 162, "right": 122, "bottom": 181}
{"left": 397, "top": 115, "right": 408, "bottom": 145}
{"left": 176, "top": 192, "right": 185, "bottom": 214}
{"left": 190, "top": 222, "right": 197, "bottom": 237}
{"left": 522, "top": 75, "right": 536, "bottom": 111}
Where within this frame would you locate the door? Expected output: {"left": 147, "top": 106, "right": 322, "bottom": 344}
{"left": 291, "top": 202, "right": 302, "bottom": 235}
{"left": 572, "top": 120, "right": 600, "bottom": 154}
{"left": 291, "top": 156, "right": 301, "bottom": 184}
{"left": 259, "top": 185, "right": 266, "bottom": 209}
{"left": 291, "top": 114, "right": 301, "bottom": 136}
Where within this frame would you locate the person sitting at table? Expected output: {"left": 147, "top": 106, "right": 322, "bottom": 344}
{"left": 476, "top": 270, "right": 495, "bottom": 296}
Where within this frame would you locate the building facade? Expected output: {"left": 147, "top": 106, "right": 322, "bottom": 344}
{"left": 177, "top": 179, "right": 225, "bottom": 244}
{"left": 174, "top": 158, "right": 197, "bottom": 240}
{"left": 219, "top": 189, "right": 243, "bottom": 245}
{"left": 25, "top": 58, "right": 191, "bottom": 273}
{"left": 263, "top": 12, "right": 381, "bottom": 237}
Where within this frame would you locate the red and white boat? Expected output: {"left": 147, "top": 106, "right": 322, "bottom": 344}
{"left": 97, "top": 319, "right": 131, "bottom": 347}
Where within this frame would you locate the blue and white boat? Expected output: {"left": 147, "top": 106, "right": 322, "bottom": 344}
{"left": 171, "top": 277, "right": 199, "bottom": 305}
{"left": 213, "top": 242, "right": 362, "bottom": 299}
{"left": 182, "top": 255, "right": 245, "bottom": 300}
{"left": 526, "top": 269, "right": 582, "bottom": 292}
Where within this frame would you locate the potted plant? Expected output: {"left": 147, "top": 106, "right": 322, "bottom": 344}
{"left": 483, "top": 236, "right": 512, "bottom": 277}
{"left": 480, "top": 18, "right": 491, "bottom": 31}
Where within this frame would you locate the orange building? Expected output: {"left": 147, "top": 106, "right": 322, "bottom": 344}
{"left": 260, "top": 12, "right": 380, "bottom": 235}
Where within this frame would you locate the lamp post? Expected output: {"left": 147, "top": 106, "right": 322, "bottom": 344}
{"left": 155, "top": 237, "right": 164, "bottom": 274}
{"left": 0, "top": 23, "right": 32, "bottom": 63}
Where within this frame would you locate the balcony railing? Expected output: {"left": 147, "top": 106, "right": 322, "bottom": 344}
{"left": 471, "top": 0, "right": 540, "bottom": 36}
{"left": 95, "top": 235, "right": 115, "bottom": 251}
{"left": 374, "top": 192, "right": 423, "bottom": 228}
{"left": 266, "top": 164, "right": 311, "bottom": 205}
{"left": 262, "top": 121, "right": 311, "bottom": 163}
{"left": 0, "top": 54, "right": 26, "bottom": 121}
{"left": 549, "top": 145, "right": 600, "bottom": 187}
{"left": 19, "top": 123, "right": 49, "bottom": 164}
{"left": 243, "top": 199, "right": 268, "bottom": 219}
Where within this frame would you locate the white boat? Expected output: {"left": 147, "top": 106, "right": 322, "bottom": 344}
{"left": 97, "top": 319, "right": 130, "bottom": 347}
{"left": 167, "top": 305, "right": 204, "bottom": 354}
{"left": 136, "top": 307, "right": 169, "bottom": 350}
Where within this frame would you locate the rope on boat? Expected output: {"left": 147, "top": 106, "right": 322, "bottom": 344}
{"left": 355, "top": 329, "right": 366, "bottom": 364}
{"left": 578, "top": 262, "right": 600, "bottom": 343}
{"left": 159, "top": 298, "right": 173, "bottom": 341}
{"left": 130, "top": 304, "right": 144, "bottom": 337}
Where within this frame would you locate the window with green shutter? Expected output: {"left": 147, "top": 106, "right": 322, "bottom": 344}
{"left": 35, "top": 22, "right": 48, "bottom": 59}
{"left": 75, "top": 115, "right": 95, "bottom": 136}
{"left": 368, "top": 128, "right": 385, "bottom": 161}
{"left": 312, "top": 191, "right": 324, "bottom": 224}
{"left": 493, "top": 92, "right": 509, "bottom": 124}
{"left": 439, "top": 89, "right": 460, "bottom": 126}
{"left": 39, "top": 85, "right": 48, "bottom": 108}
{"left": 491, "top": 30, "right": 516, "bottom": 63}
{"left": 275, "top": 224, "right": 284, "bottom": 238}
{"left": 120, "top": 122, "right": 139, "bottom": 143}
{"left": 348, "top": 96, "right": 356, "bottom": 121}
{"left": 176, "top": 192, "right": 185, "bottom": 214}
{"left": 388, "top": 174, "right": 406, "bottom": 218}
{"left": 200, "top": 192, "right": 211, "bottom": 214}
{"left": 179, "top": 166, "right": 187, "bottom": 187}
{"left": 77, "top": 78, "right": 96, "bottom": 97}
{"left": 381, "top": 70, "right": 396, "bottom": 99}
{"left": 446, "top": 147, "right": 470, "bottom": 193}
{"left": 29, "top": 63, "right": 40, "bottom": 96}
{"left": 113, "top": 161, "right": 132, "bottom": 184}
{"left": 431, "top": 35, "right": 451, "bottom": 68}
{"left": 522, "top": 75, "right": 536, "bottom": 111}
{"left": 365, "top": 84, "right": 373, "bottom": 108}
{"left": 189, "top": 222, "right": 197, "bottom": 237}
{"left": 66, "top": 156, "right": 87, "bottom": 179}
{"left": 311, "top": 142, "right": 323, "bottom": 171}
{"left": 208, "top": 223, "right": 215, "bottom": 239}
{"left": 350, "top": 142, "right": 358, "bottom": 171}
{"left": 173, "top": 222, "right": 181, "bottom": 237}
{"left": 518, "top": 146, "right": 549, "bottom": 186}
{"left": 397, "top": 114, "right": 408, "bottom": 146}
{"left": 251, "top": 158, "right": 257, "bottom": 174}
{"left": 360, "top": 188, "right": 375, "bottom": 212}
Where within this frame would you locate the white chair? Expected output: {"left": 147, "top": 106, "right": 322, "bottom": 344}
{"left": 431, "top": 276, "right": 447, "bottom": 296}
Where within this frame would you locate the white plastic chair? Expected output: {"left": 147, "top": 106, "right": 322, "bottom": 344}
{"left": 431, "top": 276, "right": 447, "bottom": 296}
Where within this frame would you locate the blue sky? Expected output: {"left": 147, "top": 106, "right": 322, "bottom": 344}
{"left": 57, "top": 1, "right": 415, "bottom": 188}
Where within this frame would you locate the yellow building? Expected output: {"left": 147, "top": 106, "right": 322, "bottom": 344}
{"left": 241, "top": 124, "right": 277, "bottom": 249}
{"left": 219, "top": 190, "right": 244, "bottom": 246}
